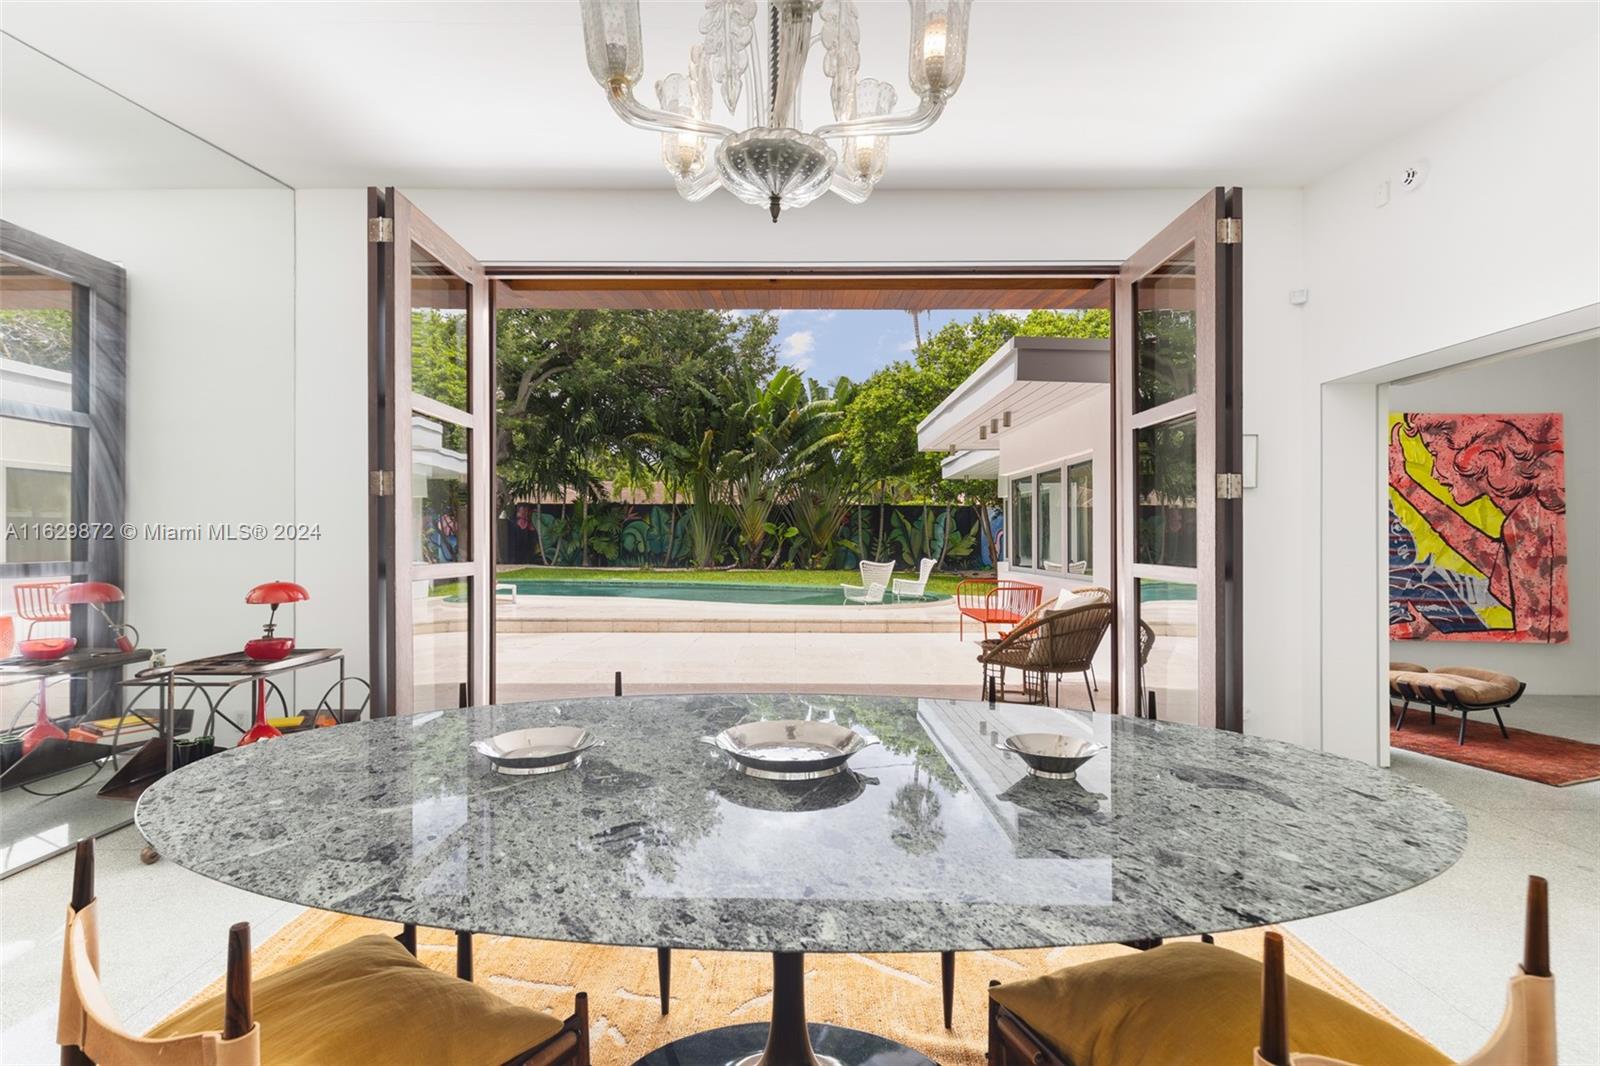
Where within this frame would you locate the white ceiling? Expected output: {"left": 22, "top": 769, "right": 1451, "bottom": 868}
{"left": 1, "top": 1, "right": 1593, "bottom": 191}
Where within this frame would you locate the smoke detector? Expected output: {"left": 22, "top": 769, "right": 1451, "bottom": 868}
{"left": 1400, "top": 159, "right": 1430, "bottom": 193}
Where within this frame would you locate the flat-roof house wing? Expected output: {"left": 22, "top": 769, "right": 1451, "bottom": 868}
{"left": 915, "top": 336, "right": 1110, "bottom": 455}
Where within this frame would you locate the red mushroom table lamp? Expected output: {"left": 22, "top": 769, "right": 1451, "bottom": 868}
{"left": 52, "top": 581, "right": 138, "bottom": 653}
{"left": 244, "top": 581, "right": 308, "bottom": 661}
{"left": 239, "top": 581, "right": 309, "bottom": 745}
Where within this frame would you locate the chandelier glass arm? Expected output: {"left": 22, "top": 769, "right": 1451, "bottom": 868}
{"left": 811, "top": 92, "right": 946, "bottom": 140}
{"left": 606, "top": 82, "right": 737, "bottom": 139}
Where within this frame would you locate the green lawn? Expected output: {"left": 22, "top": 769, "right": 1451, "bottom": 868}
{"left": 495, "top": 566, "right": 975, "bottom": 596}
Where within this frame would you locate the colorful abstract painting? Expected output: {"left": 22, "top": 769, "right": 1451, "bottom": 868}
{"left": 1388, "top": 412, "right": 1568, "bottom": 643}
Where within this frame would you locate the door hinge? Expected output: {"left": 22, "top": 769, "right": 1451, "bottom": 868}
{"left": 368, "top": 217, "right": 395, "bottom": 243}
{"left": 370, "top": 470, "right": 395, "bottom": 496}
{"left": 1216, "top": 473, "right": 1244, "bottom": 499}
{"left": 1217, "top": 218, "right": 1242, "bottom": 244}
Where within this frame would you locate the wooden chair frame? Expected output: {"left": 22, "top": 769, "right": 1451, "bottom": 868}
{"left": 58, "top": 840, "right": 590, "bottom": 1066}
{"left": 1255, "top": 876, "right": 1553, "bottom": 1065}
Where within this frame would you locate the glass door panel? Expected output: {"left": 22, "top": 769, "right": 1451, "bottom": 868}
{"left": 1115, "top": 189, "right": 1243, "bottom": 730}
{"left": 1134, "top": 415, "right": 1198, "bottom": 568}
{"left": 1137, "top": 577, "right": 1199, "bottom": 725}
{"left": 410, "top": 413, "right": 470, "bottom": 564}
{"left": 409, "top": 245, "right": 470, "bottom": 411}
{"left": 1133, "top": 244, "right": 1198, "bottom": 412}
{"left": 413, "top": 576, "right": 471, "bottom": 714}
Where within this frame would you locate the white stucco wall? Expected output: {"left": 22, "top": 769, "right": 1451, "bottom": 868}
{"left": 1301, "top": 39, "right": 1600, "bottom": 759}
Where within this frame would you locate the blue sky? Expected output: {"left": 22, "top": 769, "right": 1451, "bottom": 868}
{"left": 758, "top": 308, "right": 979, "bottom": 384}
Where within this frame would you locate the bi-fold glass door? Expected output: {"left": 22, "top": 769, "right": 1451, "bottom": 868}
{"left": 367, "top": 189, "right": 492, "bottom": 716}
{"left": 1114, "top": 189, "right": 1243, "bottom": 729}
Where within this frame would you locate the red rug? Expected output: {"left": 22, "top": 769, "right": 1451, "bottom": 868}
{"left": 1390, "top": 707, "right": 1600, "bottom": 786}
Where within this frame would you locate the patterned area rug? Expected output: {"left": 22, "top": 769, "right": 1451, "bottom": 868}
{"left": 162, "top": 909, "right": 1421, "bottom": 1065}
{"left": 1391, "top": 707, "right": 1600, "bottom": 786}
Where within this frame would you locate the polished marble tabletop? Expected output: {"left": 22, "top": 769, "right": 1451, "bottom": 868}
{"left": 136, "top": 694, "right": 1464, "bottom": 953}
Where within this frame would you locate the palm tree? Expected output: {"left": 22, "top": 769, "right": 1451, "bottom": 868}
{"left": 722, "top": 367, "right": 842, "bottom": 567}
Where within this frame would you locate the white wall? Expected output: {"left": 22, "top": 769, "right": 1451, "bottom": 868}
{"left": 1387, "top": 340, "right": 1599, "bottom": 695}
{"left": 1301, "top": 40, "right": 1600, "bottom": 759}
{"left": 2, "top": 191, "right": 300, "bottom": 694}
{"left": 406, "top": 188, "right": 1207, "bottom": 266}
{"left": 292, "top": 38, "right": 1596, "bottom": 757}
{"left": 291, "top": 190, "right": 371, "bottom": 700}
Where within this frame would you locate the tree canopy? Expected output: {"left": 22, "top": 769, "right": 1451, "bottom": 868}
{"left": 405, "top": 304, "right": 1110, "bottom": 571}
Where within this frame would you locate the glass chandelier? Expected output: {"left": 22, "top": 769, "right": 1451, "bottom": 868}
{"left": 579, "top": 0, "right": 972, "bottom": 221}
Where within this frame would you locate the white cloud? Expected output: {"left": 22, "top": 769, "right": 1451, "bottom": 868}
{"left": 897, "top": 338, "right": 917, "bottom": 351}
{"left": 780, "top": 330, "right": 816, "bottom": 372}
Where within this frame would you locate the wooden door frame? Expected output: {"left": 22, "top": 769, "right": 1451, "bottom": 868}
{"left": 368, "top": 188, "right": 492, "bottom": 717}
{"left": 1113, "top": 188, "right": 1243, "bottom": 730}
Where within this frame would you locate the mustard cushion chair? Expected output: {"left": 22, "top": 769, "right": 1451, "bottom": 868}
{"left": 59, "top": 840, "right": 590, "bottom": 1066}
{"left": 989, "top": 876, "right": 1556, "bottom": 1066}
{"left": 987, "top": 941, "right": 1447, "bottom": 1066}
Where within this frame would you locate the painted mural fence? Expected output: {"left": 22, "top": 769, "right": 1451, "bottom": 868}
{"left": 500, "top": 501, "right": 1003, "bottom": 572}
{"left": 1387, "top": 412, "right": 1567, "bottom": 644}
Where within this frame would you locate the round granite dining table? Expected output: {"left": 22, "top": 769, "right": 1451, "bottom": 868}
{"left": 136, "top": 693, "right": 1465, "bottom": 1066}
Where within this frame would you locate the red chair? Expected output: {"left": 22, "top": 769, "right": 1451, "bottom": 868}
{"left": 955, "top": 579, "right": 1043, "bottom": 640}
{"left": 14, "top": 581, "right": 69, "bottom": 639}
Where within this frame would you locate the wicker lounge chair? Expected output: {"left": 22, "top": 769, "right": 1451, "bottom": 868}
{"left": 978, "top": 597, "right": 1114, "bottom": 710}
{"left": 892, "top": 557, "right": 937, "bottom": 601}
{"left": 842, "top": 560, "right": 895, "bottom": 603}
{"left": 842, "top": 581, "right": 887, "bottom": 604}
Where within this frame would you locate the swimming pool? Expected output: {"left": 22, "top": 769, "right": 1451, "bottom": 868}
{"left": 506, "top": 579, "right": 949, "bottom": 606}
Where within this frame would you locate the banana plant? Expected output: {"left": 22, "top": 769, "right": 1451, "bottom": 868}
{"left": 762, "top": 521, "right": 800, "bottom": 568}
{"left": 620, "top": 507, "right": 651, "bottom": 561}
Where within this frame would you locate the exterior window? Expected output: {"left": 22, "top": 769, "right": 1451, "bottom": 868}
{"left": 1068, "top": 460, "right": 1093, "bottom": 575}
{"left": 1010, "top": 476, "right": 1033, "bottom": 568}
{"left": 1037, "top": 469, "right": 1062, "bottom": 571}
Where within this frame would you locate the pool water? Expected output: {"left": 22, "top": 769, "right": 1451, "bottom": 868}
{"left": 507, "top": 579, "right": 948, "bottom": 606}
{"left": 1138, "top": 580, "right": 1198, "bottom": 602}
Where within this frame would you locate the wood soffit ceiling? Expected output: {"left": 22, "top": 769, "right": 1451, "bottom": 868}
{"left": 492, "top": 274, "right": 1113, "bottom": 312}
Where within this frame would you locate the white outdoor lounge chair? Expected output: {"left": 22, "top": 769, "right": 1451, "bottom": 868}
{"left": 842, "top": 581, "right": 888, "bottom": 604}
{"left": 893, "top": 558, "right": 937, "bottom": 601}
{"left": 842, "top": 560, "right": 895, "bottom": 604}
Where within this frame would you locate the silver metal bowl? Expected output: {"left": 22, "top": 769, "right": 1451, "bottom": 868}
{"left": 996, "top": 732, "right": 1105, "bottom": 780}
{"left": 473, "top": 726, "right": 601, "bottom": 776}
{"left": 702, "top": 719, "right": 878, "bottom": 780}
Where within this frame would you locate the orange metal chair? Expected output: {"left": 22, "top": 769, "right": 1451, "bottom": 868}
{"left": 15, "top": 581, "right": 70, "bottom": 639}
{"left": 955, "top": 579, "right": 1043, "bottom": 640}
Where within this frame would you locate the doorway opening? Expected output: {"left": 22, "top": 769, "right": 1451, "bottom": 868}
{"left": 1380, "top": 332, "right": 1597, "bottom": 786}
{"left": 367, "top": 188, "right": 1244, "bottom": 726}
{"left": 484, "top": 272, "right": 1115, "bottom": 707}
